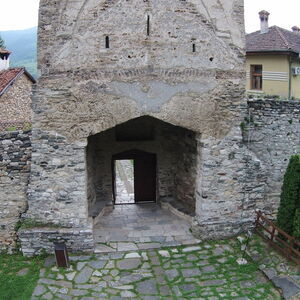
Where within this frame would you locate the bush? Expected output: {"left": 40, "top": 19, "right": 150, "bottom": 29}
{"left": 277, "top": 155, "right": 300, "bottom": 236}
{"left": 293, "top": 209, "right": 300, "bottom": 238}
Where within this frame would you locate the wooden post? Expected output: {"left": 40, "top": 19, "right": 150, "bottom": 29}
{"left": 270, "top": 226, "right": 276, "bottom": 241}
{"left": 54, "top": 242, "right": 69, "bottom": 268}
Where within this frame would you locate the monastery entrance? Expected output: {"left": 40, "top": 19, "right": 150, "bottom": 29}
{"left": 86, "top": 116, "right": 199, "bottom": 250}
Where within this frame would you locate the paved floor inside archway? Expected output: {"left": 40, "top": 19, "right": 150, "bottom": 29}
{"left": 93, "top": 204, "right": 199, "bottom": 253}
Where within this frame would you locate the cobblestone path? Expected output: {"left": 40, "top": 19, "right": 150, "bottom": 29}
{"left": 32, "top": 238, "right": 282, "bottom": 299}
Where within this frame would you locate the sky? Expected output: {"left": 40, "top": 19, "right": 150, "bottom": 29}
{"left": 0, "top": 0, "right": 299, "bottom": 33}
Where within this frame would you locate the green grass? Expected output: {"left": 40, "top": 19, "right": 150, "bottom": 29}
{"left": 0, "top": 254, "right": 45, "bottom": 300}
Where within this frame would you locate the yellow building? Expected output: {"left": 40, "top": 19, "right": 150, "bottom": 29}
{"left": 246, "top": 11, "right": 300, "bottom": 99}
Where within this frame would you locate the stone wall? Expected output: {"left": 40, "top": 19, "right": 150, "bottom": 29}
{"left": 0, "top": 74, "right": 32, "bottom": 131}
{"left": 0, "top": 130, "right": 31, "bottom": 252}
{"left": 19, "top": 228, "right": 94, "bottom": 257}
{"left": 192, "top": 126, "right": 266, "bottom": 239}
{"left": 243, "top": 99, "right": 300, "bottom": 216}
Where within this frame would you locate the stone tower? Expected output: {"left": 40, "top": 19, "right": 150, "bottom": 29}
{"left": 21, "top": 0, "right": 263, "bottom": 254}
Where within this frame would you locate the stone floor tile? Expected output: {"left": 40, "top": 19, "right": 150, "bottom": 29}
{"left": 137, "top": 243, "right": 161, "bottom": 250}
{"left": 94, "top": 244, "right": 116, "bottom": 253}
{"left": 116, "top": 258, "right": 141, "bottom": 270}
{"left": 32, "top": 285, "right": 46, "bottom": 296}
{"left": 74, "top": 266, "right": 94, "bottom": 284}
{"left": 136, "top": 279, "right": 158, "bottom": 294}
{"left": 181, "top": 268, "right": 201, "bottom": 277}
{"left": 88, "top": 260, "right": 106, "bottom": 269}
{"left": 272, "top": 276, "right": 300, "bottom": 299}
{"left": 41, "top": 292, "right": 53, "bottom": 299}
{"left": 182, "top": 246, "right": 201, "bottom": 252}
{"left": 71, "top": 289, "right": 89, "bottom": 296}
{"left": 117, "top": 242, "right": 138, "bottom": 251}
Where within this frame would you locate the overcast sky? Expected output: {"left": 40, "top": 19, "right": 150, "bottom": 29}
{"left": 0, "top": 0, "right": 299, "bottom": 33}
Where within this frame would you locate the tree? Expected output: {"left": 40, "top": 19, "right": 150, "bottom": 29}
{"left": 277, "top": 155, "right": 300, "bottom": 235}
{"left": 0, "top": 35, "right": 5, "bottom": 48}
{"left": 293, "top": 209, "right": 300, "bottom": 238}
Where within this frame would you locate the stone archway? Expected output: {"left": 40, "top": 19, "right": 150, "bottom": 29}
{"left": 86, "top": 116, "right": 199, "bottom": 218}
{"left": 86, "top": 116, "right": 200, "bottom": 250}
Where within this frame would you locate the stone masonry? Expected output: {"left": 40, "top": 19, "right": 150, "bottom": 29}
{"left": 0, "top": 0, "right": 299, "bottom": 254}
{"left": 0, "top": 130, "right": 31, "bottom": 252}
{"left": 22, "top": 0, "right": 248, "bottom": 254}
{"left": 0, "top": 72, "right": 33, "bottom": 130}
{"left": 243, "top": 99, "right": 300, "bottom": 216}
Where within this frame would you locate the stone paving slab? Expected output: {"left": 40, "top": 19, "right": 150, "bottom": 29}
{"left": 247, "top": 235, "right": 300, "bottom": 300}
{"left": 32, "top": 237, "right": 282, "bottom": 299}
{"left": 93, "top": 204, "right": 198, "bottom": 253}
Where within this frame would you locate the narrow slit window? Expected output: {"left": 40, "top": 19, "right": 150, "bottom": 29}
{"left": 147, "top": 15, "right": 150, "bottom": 36}
{"left": 192, "top": 43, "right": 196, "bottom": 52}
{"left": 105, "top": 36, "right": 110, "bottom": 49}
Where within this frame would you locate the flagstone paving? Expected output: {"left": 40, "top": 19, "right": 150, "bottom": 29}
{"left": 93, "top": 204, "right": 199, "bottom": 253}
{"left": 32, "top": 238, "right": 283, "bottom": 300}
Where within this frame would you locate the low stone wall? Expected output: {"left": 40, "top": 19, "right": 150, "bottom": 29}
{"left": 19, "top": 227, "right": 94, "bottom": 256}
{"left": 0, "top": 130, "right": 31, "bottom": 252}
{"left": 244, "top": 99, "right": 300, "bottom": 216}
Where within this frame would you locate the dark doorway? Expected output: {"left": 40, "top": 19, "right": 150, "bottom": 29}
{"left": 112, "top": 150, "right": 157, "bottom": 205}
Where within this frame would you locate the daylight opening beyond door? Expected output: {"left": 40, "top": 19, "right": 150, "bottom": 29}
{"left": 115, "top": 159, "right": 135, "bottom": 204}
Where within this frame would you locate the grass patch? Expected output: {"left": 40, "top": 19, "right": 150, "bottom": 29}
{"left": 0, "top": 254, "right": 45, "bottom": 300}
{"left": 19, "top": 218, "right": 62, "bottom": 230}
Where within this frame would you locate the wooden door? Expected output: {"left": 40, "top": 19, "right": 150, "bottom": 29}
{"left": 134, "top": 154, "right": 156, "bottom": 203}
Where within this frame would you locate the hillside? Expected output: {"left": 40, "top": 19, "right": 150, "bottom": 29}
{"left": 1, "top": 27, "right": 37, "bottom": 78}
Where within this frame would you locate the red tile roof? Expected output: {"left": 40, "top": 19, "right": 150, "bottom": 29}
{"left": 0, "top": 48, "right": 11, "bottom": 55}
{"left": 0, "top": 67, "right": 35, "bottom": 96}
{"left": 246, "top": 26, "right": 300, "bottom": 54}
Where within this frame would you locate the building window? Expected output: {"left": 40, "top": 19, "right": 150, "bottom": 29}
{"left": 147, "top": 15, "right": 150, "bottom": 36}
{"left": 251, "top": 65, "right": 263, "bottom": 90}
{"left": 105, "top": 36, "right": 110, "bottom": 49}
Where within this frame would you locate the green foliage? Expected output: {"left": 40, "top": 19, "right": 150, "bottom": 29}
{"left": 0, "top": 254, "right": 44, "bottom": 300}
{"left": 277, "top": 155, "right": 300, "bottom": 235}
{"left": 240, "top": 122, "right": 246, "bottom": 132}
{"left": 293, "top": 209, "right": 300, "bottom": 238}
{"left": 22, "top": 122, "right": 32, "bottom": 131}
{"left": 20, "top": 218, "right": 61, "bottom": 230}
{"left": 0, "top": 35, "right": 5, "bottom": 48}
{"left": 5, "top": 126, "right": 17, "bottom": 132}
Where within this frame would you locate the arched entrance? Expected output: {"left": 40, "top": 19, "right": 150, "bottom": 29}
{"left": 86, "top": 116, "right": 199, "bottom": 250}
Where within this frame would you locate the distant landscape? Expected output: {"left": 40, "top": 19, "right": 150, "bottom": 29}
{"left": 1, "top": 27, "right": 37, "bottom": 78}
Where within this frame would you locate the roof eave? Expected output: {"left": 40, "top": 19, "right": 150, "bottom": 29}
{"left": 0, "top": 69, "right": 25, "bottom": 96}
{"left": 24, "top": 69, "right": 36, "bottom": 83}
{"left": 246, "top": 49, "right": 299, "bottom": 55}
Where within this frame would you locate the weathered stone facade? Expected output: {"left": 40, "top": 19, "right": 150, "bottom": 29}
{"left": 0, "top": 130, "right": 31, "bottom": 252}
{"left": 0, "top": 73, "right": 33, "bottom": 130}
{"left": 0, "top": 0, "right": 299, "bottom": 255}
{"left": 19, "top": 0, "right": 248, "bottom": 254}
{"left": 243, "top": 99, "right": 300, "bottom": 216}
